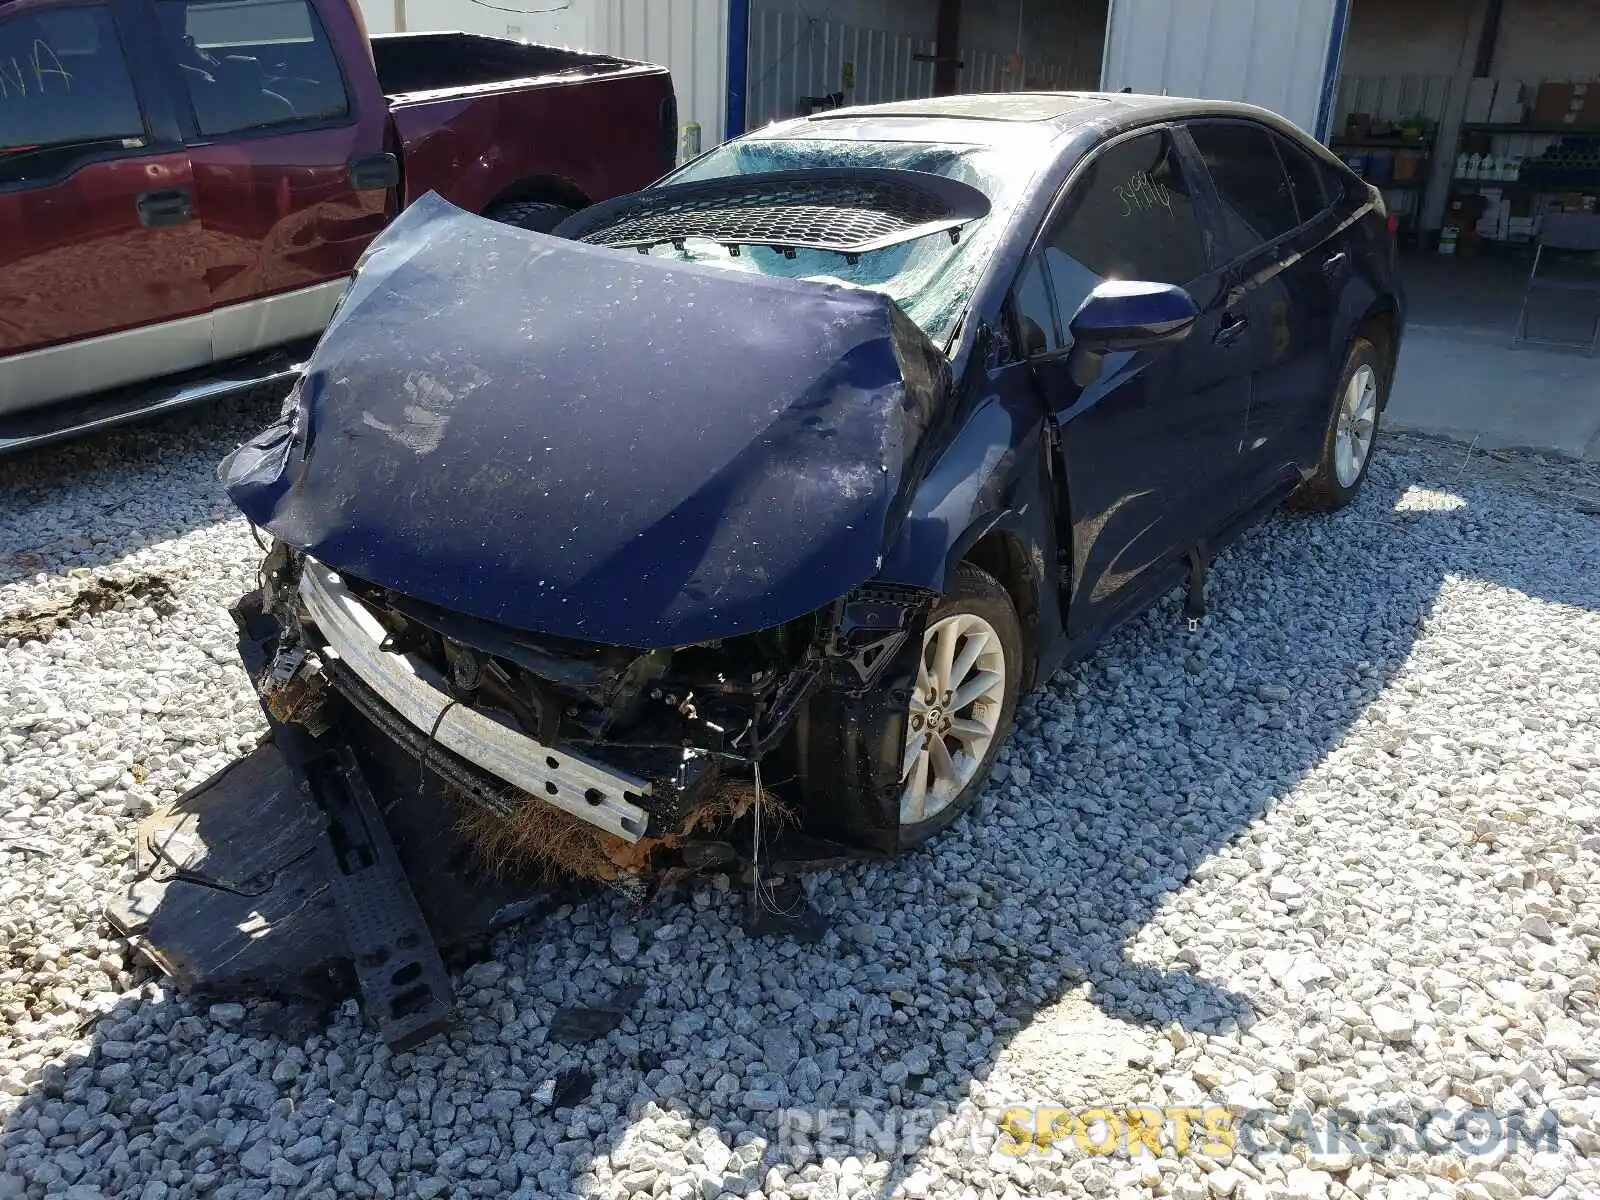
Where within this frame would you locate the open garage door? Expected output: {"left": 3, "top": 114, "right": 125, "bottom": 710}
{"left": 1101, "top": 0, "right": 1350, "bottom": 137}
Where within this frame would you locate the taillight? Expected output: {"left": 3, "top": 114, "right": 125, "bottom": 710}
{"left": 1387, "top": 214, "right": 1399, "bottom": 237}
{"left": 659, "top": 94, "right": 679, "bottom": 168}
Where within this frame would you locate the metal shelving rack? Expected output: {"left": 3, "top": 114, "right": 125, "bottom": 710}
{"left": 1446, "top": 114, "right": 1600, "bottom": 245}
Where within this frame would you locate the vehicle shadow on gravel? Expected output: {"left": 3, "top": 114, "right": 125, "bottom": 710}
{"left": 0, "top": 390, "right": 282, "bottom": 593}
{"left": 2, "top": 439, "right": 1596, "bottom": 1200}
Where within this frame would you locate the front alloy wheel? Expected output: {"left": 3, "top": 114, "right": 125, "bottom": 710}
{"left": 901, "top": 611, "right": 1007, "bottom": 824}
{"left": 897, "top": 563, "right": 1023, "bottom": 847}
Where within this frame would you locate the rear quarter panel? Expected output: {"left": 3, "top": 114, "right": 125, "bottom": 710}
{"left": 388, "top": 67, "right": 676, "bottom": 212}
{"left": 1334, "top": 205, "right": 1405, "bottom": 383}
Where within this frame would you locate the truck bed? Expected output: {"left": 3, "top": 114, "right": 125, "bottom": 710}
{"left": 372, "top": 32, "right": 643, "bottom": 101}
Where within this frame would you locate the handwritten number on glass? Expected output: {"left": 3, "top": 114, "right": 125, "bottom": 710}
{"left": 1115, "top": 171, "right": 1173, "bottom": 219}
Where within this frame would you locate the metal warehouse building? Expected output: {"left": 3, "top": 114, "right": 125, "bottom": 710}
{"left": 363, "top": 0, "right": 1600, "bottom": 245}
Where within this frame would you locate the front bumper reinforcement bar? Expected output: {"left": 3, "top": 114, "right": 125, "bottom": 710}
{"left": 298, "top": 560, "right": 651, "bottom": 841}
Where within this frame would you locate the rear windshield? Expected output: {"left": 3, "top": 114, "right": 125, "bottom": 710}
{"left": 659, "top": 137, "right": 1035, "bottom": 347}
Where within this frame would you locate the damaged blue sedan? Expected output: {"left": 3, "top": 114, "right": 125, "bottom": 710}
{"left": 111, "top": 93, "right": 1403, "bottom": 1047}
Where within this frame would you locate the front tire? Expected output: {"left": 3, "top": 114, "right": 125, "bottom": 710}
{"left": 485, "top": 200, "right": 577, "bottom": 235}
{"left": 1289, "top": 338, "right": 1384, "bottom": 512}
{"left": 897, "top": 563, "right": 1023, "bottom": 849}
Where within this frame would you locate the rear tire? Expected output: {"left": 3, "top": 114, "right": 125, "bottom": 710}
{"left": 897, "top": 563, "right": 1022, "bottom": 849}
{"left": 1289, "top": 337, "right": 1384, "bottom": 513}
{"left": 485, "top": 201, "right": 577, "bottom": 235}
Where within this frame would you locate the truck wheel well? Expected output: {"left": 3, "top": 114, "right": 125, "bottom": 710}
{"left": 1356, "top": 304, "right": 1399, "bottom": 406}
{"left": 482, "top": 175, "right": 591, "bottom": 215}
{"left": 962, "top": 530, "right": 1039, "bottom": 692}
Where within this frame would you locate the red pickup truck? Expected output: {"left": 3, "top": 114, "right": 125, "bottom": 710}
{"left": 0, "top": 0, "right": 676, "bottom": 451}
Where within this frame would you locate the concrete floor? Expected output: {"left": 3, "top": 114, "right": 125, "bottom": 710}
{"left": 1387, "top": 250, "right": 1600, "bottom": 460}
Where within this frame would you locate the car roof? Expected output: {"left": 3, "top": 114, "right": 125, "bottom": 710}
{"left": 756, "top": 91, "right": 1340, "bottom": 166}
{"left": 807, "top": 93, "right": 1111, "bottom": 124}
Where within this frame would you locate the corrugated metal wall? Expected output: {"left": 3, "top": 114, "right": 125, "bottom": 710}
{"left": 745, "top": 10, "right": 935, "bottom": 128}
{"left": 364, "top": 0, "right": 729, "bottom": 148}
{"left": 1101, "top": 0, "right": 1343, "bottom": 135}
{"left": 592, "top": 0, "right": 729, "bottom": 145}
{"left": 744, "top": 0, "right": 1105, "bottom": 132}
{"left": 1335, "top": 73, "right": 1455, "bottom": 126}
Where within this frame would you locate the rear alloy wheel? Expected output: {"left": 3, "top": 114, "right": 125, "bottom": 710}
{"left": 898, "top": 563, "right": 1022, "bottom": 847}
{"left": 1290, "top": 337, "right": 1384, "bottom": 512}
{"left": 1334, "top": 364, "right": 1379, "bottom": 488}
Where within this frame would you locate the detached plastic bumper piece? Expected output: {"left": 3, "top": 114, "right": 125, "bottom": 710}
{"left": 107, "top": 738, "right": 456, "bottom": 1050}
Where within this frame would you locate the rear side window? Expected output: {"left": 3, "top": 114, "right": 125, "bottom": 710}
{"left": 0, "top": 5, "right": 146, "bottom": 185}
{"left": 1037, "top": 130, "right": 1209, "bottom": 329}
{"left": 157, "top": 0, "right": 350, "bottom": 137}
{"left": 1274, "top": 132, "right": 1331, "bottom": 222}
{"left": 1189, "top": 120, "right": 1300, "bottom": 249}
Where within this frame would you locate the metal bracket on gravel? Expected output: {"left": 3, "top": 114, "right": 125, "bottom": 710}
{"left": 1185, "top": 543, "right": 1211, "bottom": 629}
{"left": 304, "top": 747, "right": 455, "bottom": 1051}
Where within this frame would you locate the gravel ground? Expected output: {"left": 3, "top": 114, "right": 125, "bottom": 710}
{"left": 1, "top": 404, "right": 1598, "bottom": 1200}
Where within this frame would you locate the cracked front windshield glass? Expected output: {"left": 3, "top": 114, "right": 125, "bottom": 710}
{"left": 658, "top": 137, "right": 1036, "bottom": 347}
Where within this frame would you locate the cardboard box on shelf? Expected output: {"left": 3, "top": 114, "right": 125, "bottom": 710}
{"left": 1393, "top": 154, "right": 1420, "bottom": 181}
{"left": 1531, "top": 82, "right": 1582, "bottom": 125}
{"left": 1489, "top": 81, "right": 1526, "bottom": 124}
{"left": 1464, "top": 79, "right": 1498, "bottom": 124}
{"left": 1344, "top": 112, "right": 1373, "bottom": 139}
{"left": 1476, "top": 189, "right": 1507, "bottom": 238}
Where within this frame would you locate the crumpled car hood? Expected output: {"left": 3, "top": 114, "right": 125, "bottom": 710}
{"left": 224, "top": 193, "right": 949, "bottom": 648}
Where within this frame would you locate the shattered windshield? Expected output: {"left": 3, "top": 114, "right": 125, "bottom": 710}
{"left": 658, "top": 137, "right": 1034, "bottom": 347}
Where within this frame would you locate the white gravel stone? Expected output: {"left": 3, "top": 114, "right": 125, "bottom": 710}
{"left": 3, "top": 421, "right": 1599, "bottom": 1200}
{"left": 1369, "top": 1004, "right": 1416, "bottom": 1042}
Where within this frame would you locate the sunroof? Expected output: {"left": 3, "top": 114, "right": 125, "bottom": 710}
{"left": 809, "top": 93, "right": 1107, "bottom": 124}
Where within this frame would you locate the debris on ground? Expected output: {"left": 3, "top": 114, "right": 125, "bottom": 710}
{"left": 0, "top": 572, "right": 176, "bottom": 644}
{"left": 547, "top": 983, "right": 644, "bottom": 1045}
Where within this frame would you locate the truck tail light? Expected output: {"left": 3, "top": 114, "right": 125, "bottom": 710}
{"left": 660, "top": 95, "right": 679, "bottom": 167}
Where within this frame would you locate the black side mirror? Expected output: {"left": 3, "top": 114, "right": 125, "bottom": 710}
{"left": 1069, "top": 280, "right": 1199, "bottom": 353}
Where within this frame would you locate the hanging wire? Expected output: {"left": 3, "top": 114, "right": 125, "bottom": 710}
{"left": 464, "top": 0, "right": 572, "bottom": 15}
{"left": 415, "top": 698, "right": 461, "bottom": 809}
{"left": 744, "top": 1, "right": 842, "bottom": 112}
